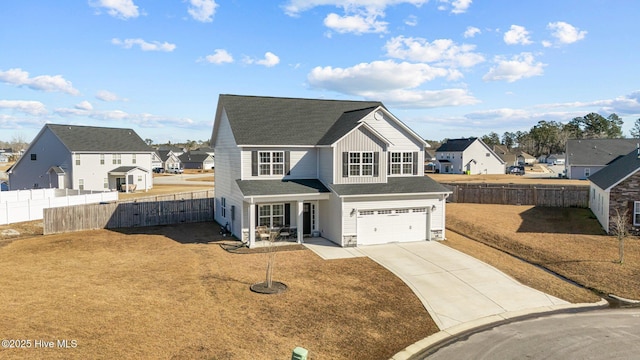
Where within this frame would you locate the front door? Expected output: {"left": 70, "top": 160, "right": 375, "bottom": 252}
{"left": 303, "top": 203, "right": 311, "bottom": 235}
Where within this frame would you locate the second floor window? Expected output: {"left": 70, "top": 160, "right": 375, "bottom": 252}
{"left": 100, "top": 154, "right": 105, "bottom": 165}
{"left": 390, "top": 152, "right": 413, "bottom": 175}
{"left": 112, "top": 154, "right": 121, "bottom": 165}
{"left": 75, "top": 154, "right": 81, "bottom": 165}
{"left": 132, "top": 154, "right": 137, "bottom": 164}
{"left": 349, "top": 151, "right": 373, "bottom": 176}
{"left": 259, "top": 151, "right": 284, "bottom": 176}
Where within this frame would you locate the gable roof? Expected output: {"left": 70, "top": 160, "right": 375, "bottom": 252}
{"left": 566, "top": 138, "right": 639, "bottom": 166}
{"left": 46, "top": 124, "right": 151, "bottom": 152}
{"left": 589, "top": 148, "right": 640, "bottom": 190}
{"left": 179, "top": 152, "right": 213, "bottom": 163}
{"left": 436, "top": 138, "right": 477, "bottom": 152}
{"left": 213, "top": 94, "right": 384, "bottom": 146}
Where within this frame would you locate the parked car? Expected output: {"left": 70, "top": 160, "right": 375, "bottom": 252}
{"left": 507, "top": 165, "right": 525, "bottom": 175}
{"left": 169, "top": 167, "right": 183, "bottom": 174}
{"left": 152, "top": 167, "right": 165, "bottom": 173}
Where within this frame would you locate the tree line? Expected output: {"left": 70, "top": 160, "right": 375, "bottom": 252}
{"left": 477, "top": 113, "right": 640, "bottom": 157}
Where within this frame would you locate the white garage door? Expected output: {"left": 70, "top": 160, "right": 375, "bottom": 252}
{"left": 357, "top": 208, "right": 427, "bottom": 246}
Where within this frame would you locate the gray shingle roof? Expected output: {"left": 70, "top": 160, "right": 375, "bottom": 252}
{"left": 179, "top": 152, "right": 212, "bottom": 163}
{"left": 436, "top": 138, "right": 477, "bottom": 152}
{"left": 588, "top": 149, "right": 640, "bottom": 190}
{"left": 236, "top": 179, "right": 330, "bottom": 196}
{"left": 47, "top": 124, "right": 151, "bottom": 152}
{"left": 219, "top": 94, "right": 382, "bottom": 146}
{"left": 330, "top": 176, "right": 451, "bottom": 196}
{"left": 566, "top": 138, "right": 639, "bottom": 166}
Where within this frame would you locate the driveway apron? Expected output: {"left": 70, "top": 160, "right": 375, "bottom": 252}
{"left": 357, "top": 242, "right": 568, "bottom": 330}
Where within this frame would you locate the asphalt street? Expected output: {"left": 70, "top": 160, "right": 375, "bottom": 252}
{"left": 423, "top": 308, "right": 640, "bottom": 360}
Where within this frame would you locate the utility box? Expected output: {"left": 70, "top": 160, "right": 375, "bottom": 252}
{"left": 291, "top": 347, "right": 308, "bottom": 360}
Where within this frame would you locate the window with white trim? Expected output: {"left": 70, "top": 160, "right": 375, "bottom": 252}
{"left": 349, "top": 151, "right": 373, "bottom": 176}
{"left": 258, "top": 151, "right": 284, "bottom": 176}
{"left": 132, "top": 154, "right": 137, "bottom": 164}
{"left": 112, "top": 154, "right": 121, "bottom": 165}
{"left": 390, "top": 152, "right": 413, "bottom": 174}
{"left": 100, "top": 154, "right": 105, "bottom": 165}
{"left": 584, "top": 168, "right": 590, "bottom": 177}
{"left": 75, "top": 154, "right": 81, "bottom": 165}
{"left": 78, "top": 179, "right": 84, "bottom": 191}
{"left": 634, "top": 202, "right": 640, "bottom": 226}
{"left": 258, "top": 204, "right": 284, "bottom": 228}
{"left": 104, "top": 178, "right": 109, "bottom": 189}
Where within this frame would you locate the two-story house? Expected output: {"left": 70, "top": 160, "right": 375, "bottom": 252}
{"left": 210, "top": 94, "right": 451, "bottom": 248}
{"left": 8, "top": 124, "right": 153, "bottom": 192}
{"left": 436, "top": 137, "right": 505, "bottom": 174}
{"left": 565, "top": 138, "right": 639, "bottom": 179}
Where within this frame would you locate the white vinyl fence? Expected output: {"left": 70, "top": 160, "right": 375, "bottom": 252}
{"left": 0, "top": 188, "right": 118, "bottom": 225}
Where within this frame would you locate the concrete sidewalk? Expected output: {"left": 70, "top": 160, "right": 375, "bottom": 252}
{"left": 304, "top": 240, "right": 567, "bottom": 330}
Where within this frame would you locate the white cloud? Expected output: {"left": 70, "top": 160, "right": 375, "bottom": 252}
{"left": 504, "top": 25, "right": 532, "bottom": 45}
{"left": 463, "top": 26, "right": 480, "bottom": 38}
{"left": 308, "top": 60, "right": 455, "bottom": 94}
{"left": 324, "top": 9, "right": 388, "bottom": 34}
{"left": 96, "top": 90, "right": 126, "bottom": 102}
{"left": 547, "top": 21, "right": 587, "bottom": 45}
{"left": 0, "top": 100, "right": 48, "bottom": 116}
{"left": 244, "top": 52, "right": 280, "bottom": 67}
{"left": 54, "top": 106, "right": 196, "bottom": 128}
{"left": 187, "top": 0, "right": 218, "bottom": 22}
{"left": 384, "top": 36, "right": 485, "bottom": 68}
{"left": 89, "top": 0, "right": 139, "bottom": 19}
{"left": 111, "top": 38, "right": 176, "bottom": 52}
{"left": 74, "top": 101, "right": 94, "bottom": 111}
{"left": 365, "top": 88, "right": 479, "bottom": 108}
{"left": 0, "top": 68, "right": 80, "bottom": 95}
{"left": 437, "top": 0, "right": 472, "bottom": 14}
{"left": 483, "top": 53, "right": 546, "bottom": 83}
{"left": 204, "top": 49, "right": 234, "bottom": 64}
{"left": 404, "top": 15, "right": 418, "bottom": 26}
{"left": 283, "top": 0, "right": 428, "bottom": 16}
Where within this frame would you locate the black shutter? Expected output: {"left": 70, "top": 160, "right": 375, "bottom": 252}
{"left": 387, "top": 151, "right": 391, "bottom": 175}
{"left": 342, "top": 152, "right": 348, "bottom": 177}
{"left": 285, "top": 151, "right": 290, "bottom": 175}
{"left": 413, "top": 152, "right": 419, "bottom": 175}
{"left": 373, "top": 152, "right": 379, "bottom": 177}
{"left": 255, "top": 204, "right": 259, "bottom": 227}
{"left": 284, "top": 203, "right": 291, "bottom": 226}
{"left": 251, "top": 151, "right": 258, "bottom": 176}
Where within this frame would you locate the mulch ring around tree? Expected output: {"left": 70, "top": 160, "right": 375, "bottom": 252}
{"left": 250, "top": 281, "right": 288, "bottom": 294}
{"left": 219, "top": 240, "right": 306, "bottom": 254}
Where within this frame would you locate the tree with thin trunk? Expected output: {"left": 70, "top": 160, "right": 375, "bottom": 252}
{"left": 611, "top": 208, "right": 630, "bottom": 264}
{"left": 264, "top": 229, "right": 280, "bottom": 288}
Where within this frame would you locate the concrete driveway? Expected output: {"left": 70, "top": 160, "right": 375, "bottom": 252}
{"left": 305, "top": 240, "right": 568, "bottom": 330}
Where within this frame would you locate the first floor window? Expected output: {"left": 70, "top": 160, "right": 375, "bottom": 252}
{"left": 349, "top": 151, "right": 373, "bottom": 176}
{"left": 104, "top": 178, "right": 109, "bottom": 189}
{"left": 78, "top": 179, "right": 84, "bottom": 190}
{"left": 221, "top": 197, "right": 227, "bottom": 218}
{"left": 258, "top": 204, "right": 284, "bottom": 228}
{"left": 634, "top": 202, "right": 640, "bottom": 226}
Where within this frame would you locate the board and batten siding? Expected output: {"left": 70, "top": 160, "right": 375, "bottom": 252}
{"left": 213, "top": 109, "right": 244, "bottom": 237}
{"left": 341, "top": 196, "right": 445, "bottom": 237}
{"left": 240, "top": 147, "right": 317, "bottom": 179}
{"left": 333, "top": 127, "right": 387, "bottom": 185}
{"left": 361, "top": 111, "right": 424, "bottom": 150}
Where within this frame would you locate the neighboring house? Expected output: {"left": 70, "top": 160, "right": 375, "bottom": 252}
{"left": 179, "top": 151, "right": 215, "bottom": 170}
{"left": 517, "top": 152, "right": 536, "bottom": 165}
{"left": 493, "top": 145, "right": 518, "bottom": 167}
{"left": 156, "top": 150, "right": 181, "bottom": 171}
{"left": 435, "top": 138, "right": 505, "bottom": 174}
{"left": 8, "top": 124, "right": 153, "bottom": 192}
{"left": 565, "top": 138, "right": 639, "bottom": 180}
{"left": 157, "top": 145, "right": 186, "bottom": 157}
{"left": 424, "top": 149, "right": 436, "bottom": 173}
{"left": 0, "top": 151, "right": 10, "bottom": 163}
{"left": 210, "top": 94, "right": 451, "bottom": 248}
{"left": 546, "top": 153, "right": 565, "bottom": 165}
{"left": 589, "top": 148, "right": 640, "bottom": 234}
{"left": 191, "top": 147, "right": 215, "bottom": 168}
{"left": 151, "top": 152, "right": 163, "bottom": 169}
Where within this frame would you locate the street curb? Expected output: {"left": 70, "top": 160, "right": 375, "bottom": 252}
{"left": 390, "top": 299, "right": 609, "bottom": 360}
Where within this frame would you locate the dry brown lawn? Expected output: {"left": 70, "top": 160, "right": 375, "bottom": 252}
{"left": 430, "top": 173, "right": 585, "bottom": 186}
{"left": 0, "top": 223, "right": 437, "bottom": 359}
{"left": 446, "top": 203, "right": 640, "bottom": 300}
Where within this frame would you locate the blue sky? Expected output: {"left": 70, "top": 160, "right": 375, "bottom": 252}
{"left": 2, "top": 0, "right": 640, "bottom": 145}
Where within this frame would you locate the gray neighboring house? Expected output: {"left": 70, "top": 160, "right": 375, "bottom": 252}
{"left": 565, "top": 138, "right": 639, "bottom": 179}
{"left": 8, "top": 124, "right": 153, "bottom": 192}
{"left": 179, "top": 151, "right": 215, "bottom": 169}
{"left": 211, "top": 94, "right": 451, "bottom": 248}
{"left": 436, "top": 137, "right": 505, "bottom": 174}
{"left": 589, "top": 148, "right": 640, "bottom": 234}
{"left": 156, "top": 150, "right": 181, "bottom": 171}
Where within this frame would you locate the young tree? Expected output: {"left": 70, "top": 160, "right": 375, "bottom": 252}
{"left": 630, "top": 118, "right": 640, "bottom": 138}
{"left": 611, "top": 208, "right": 630, "bottom": 264}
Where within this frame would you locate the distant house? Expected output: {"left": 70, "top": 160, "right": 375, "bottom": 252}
{"left": 517, "top": 152, "right": 536, "bottom": 165}
{"left": 435, "top": 138, "right": 505, "bottom": 174}
{"left": 424, "top": 149, "right": 436, "bottom": 173}
{"left": 8, "top": 124, "right": 153, "bottom": 192}
{"left": 179, "top": 151, "right": 215, "bottom": 170}
{"left": 546, "top": 153, "right": 565, "bottom": 165}
{"left": 565, "top": 139, "right": 639, "bottom": 180}
{"left": 211, "top": 94, "right": 451, "bottom": 248}
{"left": 492, "top": 145, "right": 518, "bottom": 167}
{"left": 589, "top": 148, "right": 640, "bottom": 234}
{"left": 0, "top": 149, "right": 11, "bottom": 163}
{"left": 157, "top": 145, "right": 186, "bottom": 157}
{"left": 156, "top": 150, "right": 181, "bottom": 171}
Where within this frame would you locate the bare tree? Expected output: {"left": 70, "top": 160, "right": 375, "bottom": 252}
{"left": 611, "top": 208, "right": 630, "bottom": 264}
{"left": 264, "top": 229, "right": 280, "bottom": 288}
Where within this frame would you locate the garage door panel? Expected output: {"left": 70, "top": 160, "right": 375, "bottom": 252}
{"left": 357, "top": 208, "right": 427, "bottom": 246}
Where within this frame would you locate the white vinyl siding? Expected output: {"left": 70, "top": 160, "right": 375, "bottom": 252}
{"left": 242, "top": 148, "right": 317, "bottom": 179}
{"left": 334, "top": 127, "right": 386, "bottom": 184}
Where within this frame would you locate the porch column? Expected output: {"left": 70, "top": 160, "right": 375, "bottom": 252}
{"left": 297, "top": 200, "right": 304, "bottom": 243}
{"left": 249, "top": 202, "right": 256, "bottom": 248}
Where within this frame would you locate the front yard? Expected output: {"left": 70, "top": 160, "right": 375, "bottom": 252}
{"left": 0, "top": 223, "right": 437, "bottom": 359}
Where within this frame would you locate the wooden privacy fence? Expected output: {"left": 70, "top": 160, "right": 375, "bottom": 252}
{"left": 442, "top": 183, "right": 589, "bottom": 208}
{"left": 43, "top": 190, "right": 215, "bottom": 235}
